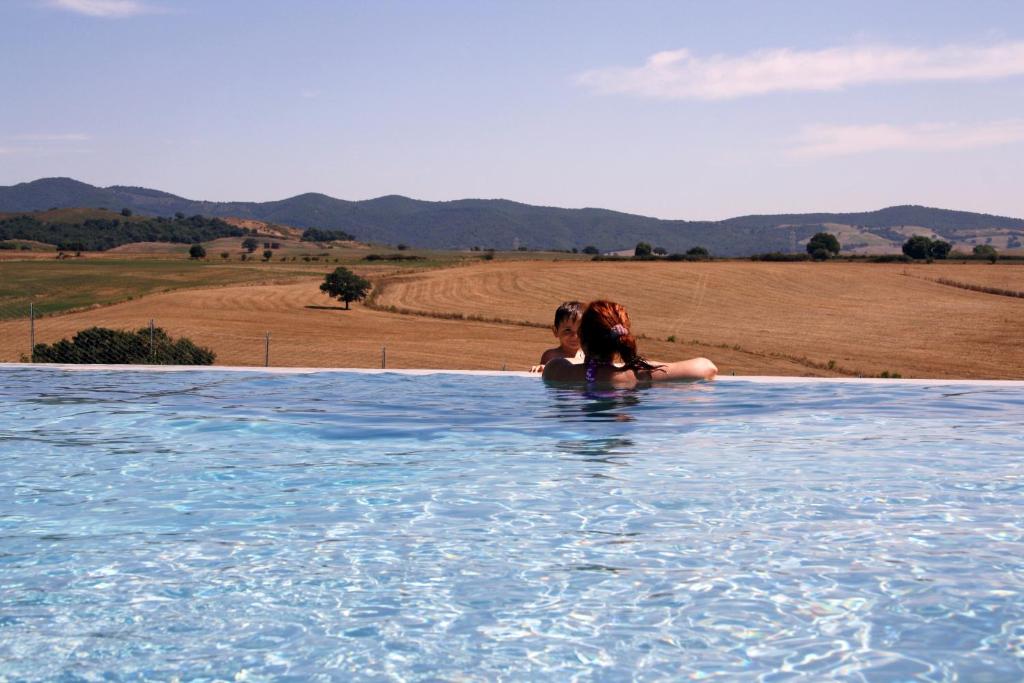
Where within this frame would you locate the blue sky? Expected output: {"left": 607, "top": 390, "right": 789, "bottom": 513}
{"left": 1, "top": 0, "right": 1022, "bottom": 219}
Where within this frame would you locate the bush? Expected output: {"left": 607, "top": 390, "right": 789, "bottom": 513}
{"left": 750, "top": 252, "right": 810, "bottom": 262}
{"left": 867, "top": 254, "right": 911, "bottom": 263}
{"left": 582, "top": 246, "right": 600, "bottom": 255}
{"left": 810, "top": 247, "right": 830, "bottom": 261}
{"left": 263, "top": 249, "right": 273, "bottom": 261}
{"left": 32, "top": 326, "right": 215, "bottom": 365}
{"left": 121, "top": 208, "right": 132, "bottom": 217}
{"left": 189, "top": 244, "right": 206, "bottom": 259}
{"left": 653, "top": 246, "right": 667, "bottom": 256}
{"left": 220, "top": 251, "right": 229, "bottom": 260}
{"left": 973, "top": 244, "right": 998, "bottom": 263}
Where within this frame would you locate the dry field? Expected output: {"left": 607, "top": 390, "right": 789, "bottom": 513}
{"left": 373, "top": 260, "right": 1024, "bottom": 379}
{"left": 0, "top": 277, "right": 815, "bottom": 374}
{"left": 2, "top": 260, "right": 1021, "bottom": 377}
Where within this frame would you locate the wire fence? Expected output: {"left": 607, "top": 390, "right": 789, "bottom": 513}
{"left": 1, "top": 305, "right": 398, "bottom": 369}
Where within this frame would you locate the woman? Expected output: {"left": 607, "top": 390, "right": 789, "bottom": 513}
{"left": 542, "top": 300, "right": 717, "bottom": 386}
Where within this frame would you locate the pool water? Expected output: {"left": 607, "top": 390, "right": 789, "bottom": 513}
{"left": 1, "top": 367, "right": 1023, "bottom": 680}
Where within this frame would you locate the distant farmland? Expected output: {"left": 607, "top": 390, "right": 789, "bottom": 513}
{"left": 1, "top": 254, "right": 1021, "bottom": 378}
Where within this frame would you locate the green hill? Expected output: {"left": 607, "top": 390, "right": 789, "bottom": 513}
{"left": 2, "top": 178, "right": 1022, "bottom": 255}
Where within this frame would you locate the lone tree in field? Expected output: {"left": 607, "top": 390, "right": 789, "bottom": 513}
{"left": 973, "top": 244, "right": 998, "bottom": 262}
{"left": 320, "top": 267, "right": 371, "bottom": 310}
{"left": 806, "top": 232, "right": 840, "bottom": 259}
{"left": 903, "top": 235, "right": 952, "bottom": 260}
{"left": 902, "top": 235, "right": 932, "bottom": 260}
{"left": 634, "top": 241, "right": 653, "bottom": 257}
{"left": 189, "top": 243, "right": 206, "bottom": 259}
{"left": 242, "top": 237, "right": 260, "bottom": 253}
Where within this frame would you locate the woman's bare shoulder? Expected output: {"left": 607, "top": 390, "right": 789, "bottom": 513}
{"left": 541, "top": 357, "right": 580, "bottom": 381}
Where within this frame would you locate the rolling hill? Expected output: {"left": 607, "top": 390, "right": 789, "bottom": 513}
{"left": 2, "top": 178, "right": 1022, "bottom": 255}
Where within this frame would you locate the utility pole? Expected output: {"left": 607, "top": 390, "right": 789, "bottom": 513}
{"left": 264, "top": 332, "right": 271, "bottom": 367}
{"left": 381, "top": 345, "right": 387, "bottom": 369}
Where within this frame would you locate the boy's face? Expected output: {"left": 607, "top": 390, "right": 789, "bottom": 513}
{"left": 553, "top": 318, "right": 580, "bottom": 353}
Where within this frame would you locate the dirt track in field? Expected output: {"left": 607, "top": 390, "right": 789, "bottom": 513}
{"left": 2, "top": 261, "right": 1021, "bottom": 377}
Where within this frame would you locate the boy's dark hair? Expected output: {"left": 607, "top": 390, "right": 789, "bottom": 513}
{"left": 553, "top": 301, "right": 584, "bottom": 328}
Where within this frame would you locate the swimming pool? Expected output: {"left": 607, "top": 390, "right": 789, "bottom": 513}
{"left": 1, "top": 366, "right": 1023, "bottom": 680}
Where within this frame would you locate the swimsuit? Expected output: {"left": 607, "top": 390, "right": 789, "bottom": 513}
{"left": 585, "top": 358, "right": 613, "bottom": 383}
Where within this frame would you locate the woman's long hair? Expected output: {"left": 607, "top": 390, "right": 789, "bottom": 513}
{"left": 578, "top": 300, "right": 662, "bottom": 375}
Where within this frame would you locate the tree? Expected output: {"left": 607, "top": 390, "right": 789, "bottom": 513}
{"left": 189, "top": 243, "right": 206, "bottom": 259}
{"left": 929, "top": 239, "right": 952, "bottom": 260}
{"left": 242, "top": 237, "right": 260, "bottom": 253}
{"left": 397, "top": 243, "right": 409, "bottom": 251}
{"left": 973, "top": 244, "right": 998, "bottom": 262}
{"left": 653, "top": 246, "right": 667, "bottom": 256}
{"left": 806, "top": 232, "right": 840, "bottom": 258}
{"left": 902, "top": 235, "right": 933, "bottom": 260}
{"left": 120, "top": 208, "right": 132, "bottom": 217}
{"left": 582, "top": 246, "right": 600, "bottom": 255}
{"left": 262, "top": 249, "right": 273, "bottom": 261}
{"left": 320, "top": 267, "right": 371, "bottom": 309}
{"left": 686, "top": 246, "right": 710, "bottom": 258}
{"left": 174, "top": 211, "right": 186, "bottom": 220}
{"left": 634, "top": 242, "right": 653, "bottom": 257}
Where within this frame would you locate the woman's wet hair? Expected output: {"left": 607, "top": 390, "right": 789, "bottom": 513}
{"left": 553, "top": 301, "right": 583, "bottom": 328}
{"left": 578, "top": 300, "right": 662, "bottom": 374}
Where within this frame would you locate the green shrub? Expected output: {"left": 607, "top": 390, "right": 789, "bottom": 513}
{"left": 32, "top": 327, "right": 215, "bottom": 365}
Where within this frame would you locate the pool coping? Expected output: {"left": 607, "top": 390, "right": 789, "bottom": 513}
{"left": 2, "top": 362, "right": 1023, "bottom": 387}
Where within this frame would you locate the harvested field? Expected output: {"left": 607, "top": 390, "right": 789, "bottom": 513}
{"left": 373, "top": 261, "right": 1024, "bottom": 379}
{"left": 2, "top": 260, "right": 1021, "bottom": 377}
{"left": 0, "top": 279, "right": 820, "bottom": 374}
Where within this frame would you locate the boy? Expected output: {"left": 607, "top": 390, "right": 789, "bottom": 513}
{"left": 531, "top": 301, "right": 584, "bottom": 371}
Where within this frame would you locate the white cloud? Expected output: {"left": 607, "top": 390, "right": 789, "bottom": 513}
{"left": 790, "top": 120, "right": 1024, "bottom": 158}
{"left": 12, "top": 133, "right": 92, "bottom": 142}
{"left": 577, "top": 42, "right": 1024, "bottom": 100}
{"left": 48, "top": 0, "right": 156, "bottom": 17}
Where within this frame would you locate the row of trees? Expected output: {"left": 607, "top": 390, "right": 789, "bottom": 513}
{"left": 0, "top": 213, "right": 245, "bottom": 251}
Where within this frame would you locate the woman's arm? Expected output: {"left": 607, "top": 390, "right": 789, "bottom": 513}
{"left": 642, "top": 357, "right": 717, "bottom": 382}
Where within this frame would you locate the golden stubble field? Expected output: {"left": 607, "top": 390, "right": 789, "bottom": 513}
{"left": 1, "top": 260, "right": 1021, "bottom": 377}
{"left": 373, "top": 260, "right": 1024, "bottom": 379}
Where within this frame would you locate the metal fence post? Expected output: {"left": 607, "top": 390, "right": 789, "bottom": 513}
{"left": 264, "top": 332, "right": 271, "bottom": 367}
{"left": 381, "top": 345, "right": 387, "bottom": 369}
{"left": 149, "top": 319, "right": 155, "bottom": 364}
{"left": 29, "top": 303, "right": 35, "bottom": 362}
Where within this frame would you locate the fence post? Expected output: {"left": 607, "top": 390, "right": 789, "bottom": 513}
{"left": 149, "top": 319, "right": 155, "bottom": 364}
{"left": 29, "top": 303, "right": 35, "bottom": 362}
{"left": 381, "top": 345, "right": 387, "bottom": 369}
{"left": 264, "top": 332, "right": 271, "bottom": 367}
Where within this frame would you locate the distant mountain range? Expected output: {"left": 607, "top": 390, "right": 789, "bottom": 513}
{"left": 2, "top": 177, "right": 1023, "bottom": 255}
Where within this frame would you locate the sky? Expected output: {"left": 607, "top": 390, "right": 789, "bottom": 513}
{"left": 1, "top": 0, "right": 1023, "bottom": 220}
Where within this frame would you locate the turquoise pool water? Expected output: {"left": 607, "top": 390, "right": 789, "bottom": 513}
{"left": 1, "top": 367, "right": 1023, "bottom": 680}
